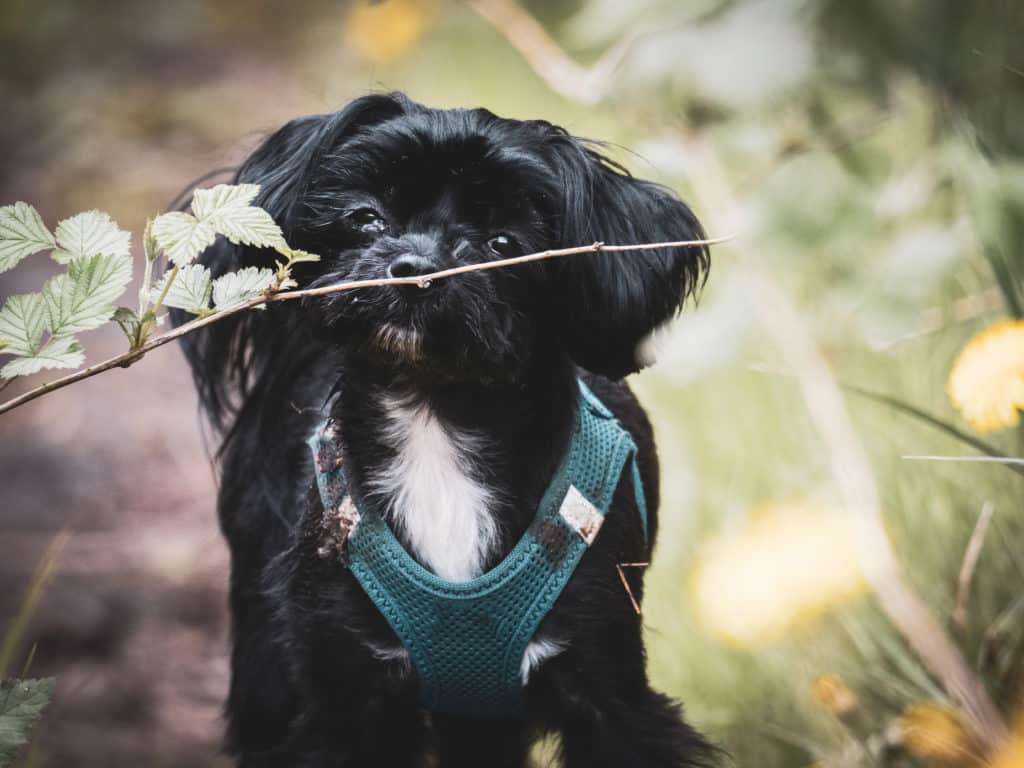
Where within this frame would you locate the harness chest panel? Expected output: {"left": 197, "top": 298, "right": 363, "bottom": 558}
{"left": 307, "top": 381, "right": 647, "bottom": 714}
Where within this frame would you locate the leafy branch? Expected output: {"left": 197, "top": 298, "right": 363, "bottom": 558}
{"left": 0, "top": 187, "right": 731, "bottom": 416}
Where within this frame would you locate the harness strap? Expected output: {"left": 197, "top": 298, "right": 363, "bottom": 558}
{"left": 307, "top": 380, "right": 647, "bottom": 713}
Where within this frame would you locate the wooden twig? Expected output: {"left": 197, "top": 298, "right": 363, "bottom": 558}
{"left": 468, "top": 0, "right": 638, "bottom": 105}
{"left": 616, "top": 562, "right": 649, "bottom": 615}
{"left": 903, "top": 456, "right": 1024, "bottom": 466}
{"left": 0, "top": 235, "right": 732, "bottom": 417}
{"left": 954, "top": 502, "right": 995, "bottom": 635}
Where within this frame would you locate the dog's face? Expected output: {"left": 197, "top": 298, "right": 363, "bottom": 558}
{"left": 295, "top": 108, "right": 560, "bottom": 380}
{"left": 194, "top": 93, "right": 708, "bottom": 404}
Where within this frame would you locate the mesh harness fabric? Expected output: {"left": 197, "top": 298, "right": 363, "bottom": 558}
{"left": 307, "top": 379, "right": 648, "bottom": 714}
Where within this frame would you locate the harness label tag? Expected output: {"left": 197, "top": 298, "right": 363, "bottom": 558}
{"left": 559, "top": 485, "right": 603, "bottom": 546}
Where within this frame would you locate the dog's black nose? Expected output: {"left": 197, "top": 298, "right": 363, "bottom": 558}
{"left": 387, "top": 254, "right": 436, "bottom": 280}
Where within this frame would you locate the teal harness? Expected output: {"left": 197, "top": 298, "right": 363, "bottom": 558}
{"left": 307, "top": 380, "right": 647, "bottom": 714}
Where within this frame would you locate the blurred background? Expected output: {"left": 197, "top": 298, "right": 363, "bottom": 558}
{"left": 1, "top": 1, "right": 1023, "bottom": 766}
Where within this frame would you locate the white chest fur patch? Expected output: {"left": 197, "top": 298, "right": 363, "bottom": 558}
{"left": 368, "top": 397, "right": 498, "bottom": 583}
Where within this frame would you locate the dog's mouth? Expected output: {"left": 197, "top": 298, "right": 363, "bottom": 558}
{"left": 309, "top": 265, "right": 524, "bottom": 379}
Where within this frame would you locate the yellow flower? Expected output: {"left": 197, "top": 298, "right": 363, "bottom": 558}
{"left": 948, "top": 319, "right": 1024, "bottom": 433}
{"left": 899, "top": 703, "right": 976, "bottom": 765}
{"left": 989, "top": 711, "right": 1024, "bottom": 768}
{"left": 691, "top": 503, "right": 865, "bottom": 646}
{"left": 345, "top": 0, "right": 433, "bottom": 64}
{"left": 813, "top": 674, "right": 859, "bottom": 720}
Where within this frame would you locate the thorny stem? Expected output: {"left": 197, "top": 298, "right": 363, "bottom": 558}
{"left": 0, "top": 235, "right": 732, "bottom": 416}
{"left": 148, "top": 264, "right": 179, "bottom": 323}
{"left": 137, "top": 218, "right": 157, "bottom": 319}
{"left": 132, "top": 263, "right": 180, "bottom": 351}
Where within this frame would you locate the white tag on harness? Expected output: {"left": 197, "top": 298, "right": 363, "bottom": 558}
{"left": 559, "top": 485, "right": 603, "bottom": 546}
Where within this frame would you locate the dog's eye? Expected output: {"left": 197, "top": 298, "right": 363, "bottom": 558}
{"left": 487, "top": 234, "right": 519, "bottom": 257}
{"left": 347, "top": 208, "right": 386, "bottom": 233}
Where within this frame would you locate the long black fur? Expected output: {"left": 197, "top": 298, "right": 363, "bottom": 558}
{"left": 174, "top": 92, "right": 714, "bottom": 767}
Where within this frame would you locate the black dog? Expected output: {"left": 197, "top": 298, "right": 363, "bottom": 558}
{"left": 176, "top": 92, "right": 713, "bottom": 767}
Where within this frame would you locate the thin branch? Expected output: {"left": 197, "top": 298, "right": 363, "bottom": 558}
{"left": 903, "top": 455, "right": 1024, "bottom": 466}
{"left": 954, "top": 502, "right": 995, "bottom": 635}
{"left": 468, "top": 0, "right": 638, "bottom": 105}
{"left": 616, "top": 562, "right": 649, "bottom": 615}
{"left": 0, "top": 235, "right": 731, "bottom": 417}
{"left": 844, "top": 384, "right": 1024, "bottom": 478}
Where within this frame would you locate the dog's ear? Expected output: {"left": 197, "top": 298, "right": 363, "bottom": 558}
{"left": 544, "top": 136, "right": 709, "bottom": 379}
{"left": 175, "top": 93, "right": 410, "bottom": 431}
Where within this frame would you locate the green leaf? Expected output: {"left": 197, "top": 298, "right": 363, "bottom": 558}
{"left": 150, "top": 264, "right": 212, "bottom": 314}
{"left": 0, "top": 677, "right": 54, "bottom": 766}
{"left": 0, "top": 203, "right": 55, "bottom": 274}
{"left": 285, "top": 248, "right": 321, "bottom": 264}
{"left": 1, "top": 337, "right": 83, "bottom": 379}
{"left": 52, "top": 210, "right": 131, "bottom": 264}
{"left": 190, "top": 183, "right": 260, "bottom": 219}
{"left": 151, "top": 185, "right": 289, "bottom": 266}
{"left": 212, "top": 266, "right": 275, "bottom": 310}
{"left": 43, "top": 252, "right": 132, "bottom": 338}
{"left": 0, "top": 294, "right": 47, "bottom": 357}
{"left": 207, "top": 205, "right": 287, "bottom": 251}
{"left": 111, "top": 307, "right": 140, "bottom": 342}
{"left": 151, "top": 212, "right": 217, "bottom": 267}
{"left": 191, "top": 184, "right": 287, "bottom": 252}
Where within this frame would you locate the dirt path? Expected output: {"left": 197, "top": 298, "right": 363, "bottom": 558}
{"left": 0, "top": 325, "right": 233, "bottom": 767}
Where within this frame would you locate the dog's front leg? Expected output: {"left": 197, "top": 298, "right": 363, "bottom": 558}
{"left": 431, "top": 712, "right": 532, "bottom": 768}
{"left": 543, "top": 639, "right": 716, "bottom": 768}
{"left": 559, "top": 686, "right": 713, "bottom": 768}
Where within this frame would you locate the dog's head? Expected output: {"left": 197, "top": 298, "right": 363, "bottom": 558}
{"left": 183, "top": 93, "right": 708, "bottom": 426}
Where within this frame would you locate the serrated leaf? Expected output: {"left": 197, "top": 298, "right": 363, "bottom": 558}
{"left": 0, "top": 203, "right": 55, "bottom": 274}
{"left": 190, "top": 183, "right": 260, "bottom": 219}
{"left": 151, "top": 212, "right": 217, "bottom": 266}
{"left": 285, "top": 248, "right": 321, "bottom": 264}
{"left": 1, "top": 337, "right": 83, "bottom": 379}
{"left": 0, "top": 294, "right": 47, "bottom": 357}
{"left": 0, "top": 677, "right": 54, "bottom": 765}
{"left": 52, "top": 210, "right": 131, "bottom": 264}
{"left": 212, "top": 266, "right": 276, "bottom": 310}
{"left": 112, "top": 307, "right": 140, "bottom": 342}
{"left": 189, "top": 184, "right": 287, "bottom": 252}
{"left": 43, "top": 252, "right": 132, "bottom": 338}
{"left": 206, "top": 205, "right": 287, "bottom": 251}
{"left": 150, "top": 264, "right": 213, "bottom": 314}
